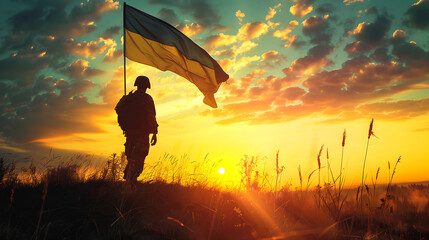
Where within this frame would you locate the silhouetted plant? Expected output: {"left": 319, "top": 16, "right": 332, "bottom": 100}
{"left": 45, "top": 164, "right": 81, "bottom": 186}
{"left": 0, "top": 157, "right": 8, "bottom": 184}
{"left": 239, "top": 155, "right": 259, "bottom": 191}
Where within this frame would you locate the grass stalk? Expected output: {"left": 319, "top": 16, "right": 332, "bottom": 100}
{"left": 361, "top": 118, "right": 375, "bottom": 209}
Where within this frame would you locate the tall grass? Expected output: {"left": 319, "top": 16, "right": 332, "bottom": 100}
{"left": 1, "top": 118, "right": 425, "bottom": 239}
{"left": 274, "top": 150, "right": 284, "bottom": 195}
{"left": 317, "top": 144, "right": 324, "bottom": 207}
{"left": 361, "top": 118, "right": 376, "bottom": 208}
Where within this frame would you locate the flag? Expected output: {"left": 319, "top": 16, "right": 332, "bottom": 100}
{"left": 124, "top": 3, "right": 229, "bottom": 108}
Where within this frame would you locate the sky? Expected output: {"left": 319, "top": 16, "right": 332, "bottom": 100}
{"left": 1, "top": 0, "right": 429, "bottom": 188}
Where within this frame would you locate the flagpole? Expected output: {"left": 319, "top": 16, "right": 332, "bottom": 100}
{"left": 123, "top": 1, "right": 127, "bottom": 96}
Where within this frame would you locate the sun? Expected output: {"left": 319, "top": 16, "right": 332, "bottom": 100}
{"left": 218, "top": 167, "right": 225, "bottom": 175}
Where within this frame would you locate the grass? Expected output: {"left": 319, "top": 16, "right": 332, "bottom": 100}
{"left": 0, "top": 119, "right": 428, "bottom": 239}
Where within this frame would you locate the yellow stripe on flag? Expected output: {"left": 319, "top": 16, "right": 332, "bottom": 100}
{"left": 125, "top": 29, "right": 219, "bottom": 108}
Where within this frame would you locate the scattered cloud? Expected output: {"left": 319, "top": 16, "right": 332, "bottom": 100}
{"left": 0, "top": 0, "right": 121, "bottom": 150}
{"left": 357, "top": 98, "right": 429, "bottom": 120}
{"left": 302, "top": 15, "right": 331, "bottom": 44}
{"left": 239, "top": 69, "right": 267, "bottom": 88}
{"left": 403, "top": 0, "right": 429, "bottom": 30}
{"left": 237, "top": 21, "right": 269, "bottom": 42}
{"left": 266, "top": 7, "right": 277, "bottom": 21}
{"left": 63, "top": 38, "right": 115, "bottom": 58}
{"left": 344, "top": 0, "right": 365, "bottom": 5}
{"left": 61, "top": 59, "right": 105, "bottom": 80}
{"left": 290, "top": 0, "right": 315, "bottom": 18}
{"left": 103, "top": 48, "right": 123, "bottom": 63}
{"left": 345, "top": 14, "right": 392, "bottom": 55}
{"left": 2, "top": 0, "right": 119, "bottom": 53}
{"left": 235, "top": 41, "right": 258, "bottom": 55}
{"left": 214, "top": 49, "right": 236, "bottom": 58}
{"left": 261, "top": 50, "right": 286, "bottom": 67}
{"left": 178, "top": 23, "right": 205, "bottom": 37}
{"left": 365, "top": 6, "right": 378, "bottom": 16}
{"left": 158, "top": 8, "right": 179, "bottom": 26}
{"left": 148, "top": 0, "right": 221, "bottom": 29}
{"left": 234, "top": 55, "right": 261, "bottom": 71}
{"left": 273, "top": 21, "right": 299, "bottom": 48}
{"left": 236, "top": 10, "right": 245, "bottom": 23}
{"left": 393, "top": 30, "right": 407, "bottom": 39}
{"left": 204, "top": 33, "right": 237, "bottom": 52}
{"left": 100, "top": 26, "right": 121, "bottom": 39}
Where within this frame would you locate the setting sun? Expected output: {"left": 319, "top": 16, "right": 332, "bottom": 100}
{"left": 218, "top": 167, "right": 226, "bottom": 175}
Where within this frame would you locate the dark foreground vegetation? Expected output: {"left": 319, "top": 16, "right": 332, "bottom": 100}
{"left": 1, "top": 120, "right": 428, "bottom": 239}
{"left": 1, "top": 164, "right": 428, "bottom": 240}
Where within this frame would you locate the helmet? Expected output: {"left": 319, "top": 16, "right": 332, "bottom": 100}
{"left": 134, "top": 76, "right": 151, "bottom": 89}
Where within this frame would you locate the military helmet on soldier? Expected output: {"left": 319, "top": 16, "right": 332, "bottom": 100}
{"left": 134, "top": 76, "right": 151, "bottom": 89}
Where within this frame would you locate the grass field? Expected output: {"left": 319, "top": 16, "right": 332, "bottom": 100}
{"left": 1, "top": 157, "right": 428, "bottom": 240}
{"left": 1, "top": 120, "right": 428, "bottom": 239}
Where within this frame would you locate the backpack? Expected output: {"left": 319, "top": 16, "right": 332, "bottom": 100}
{"left": 115, "top": 91, "right": 146, "bottom": 132}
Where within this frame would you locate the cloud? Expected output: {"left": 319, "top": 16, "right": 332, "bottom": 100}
{"left": 0, "top": 51, "right": 50, "bottom": 87}
{"left": 103, "top": 48, "right": 123, "bottom": 63}
{"left": 2, "top": 0, "right": 119, "bottom": 53}
{"left": 148, "top": 0, "right": 220, "bottom": 28}
{"left": 282, "top": 44, "right": 334, "bottom": 82}
{"left": 365, "top": 6, "right": 378, "bottom": 16}
{"left": 158, "top": 8, "right": 179, "bottom": 26}
{"left": 100, "top": 26, "right": 121, "bottom": 39}
{"left": 261, "top": 50, "right": 286, "bottom": 67}
{"left": 203, "top": 14, "right": 429, "bottom": 126}
{"left": 267, "top": 20, "right": 281, "bottom": 30}
{"left": 158, "top": 7, "right": 209, "bottom": 38}
{"left": 262, "top": 50, "right": 285, "bottom": 62}
{"left": 61, "top": 59, "right": 105, "bottom": 80}
{"left": 344, "top": 14, "right": 392, "bottom": 55}
{"left": 214, "top": 49, "right": 236, "bottom": 58}
{"left": 204, "top": 33, "right": 237, "bottom": 52}
{"left": 315, "top": 4, "right": 335, "bottom": 14}
{"left": 391, "top": 34, "right": 429, "bottom": 66}
{"left": 0, "top": 1, "right": 122, "bottom": 151}
{"left": 290, "top": 0, "right": 315, "bottom": 18}
{"left": 211, "top": 26, "right": 231, "bottom": 32}
{"left": 403, "top": 0, "right": 429, "bottom": 30}
{"left": 235, "top": 41, "right": 258, "bottom": 55}
{"left": 178, "top": 23, "right": 205, "bottom": 37}
{"left": 237, "top": 21, "right": 269, "bottom": 42}
{"left": 217, "top": 58, "right": 234, "bottom": 71}
{"left": 282, "top": 87, "right": 306, "bottom": 101}
{"left": 343, "top": 0, "right": 365, "bottom": 5}
{"left": 357, "top": 98, "right": 429, "bottom": 119}
{"left": 0, "top": 77, "right": 109, "bottom": 144}
{"left": 98, "top": 67, "right": 125, "bottom": 105}
{"left": 62, "top": 37, "right": 115, "bottom": 58}
{"left": 266, "top": 7, "right": 277, "bottom": 20}
{"left": 234, "top": 55, "right": 261, "bottom": 71}
{"left": 236, "top": 10, "right": 245, "bottom": 23}
{"left": 392, "top": 30, "right": 406, "bottom": 39}
{"left": 273, "top": 21, "right": 299, "bottom": 47}
{"left": 302, "top": 15, "right": 331, "bottom": 44}
{"left": 238, "top": 69, "right": 267, "bottom": 88}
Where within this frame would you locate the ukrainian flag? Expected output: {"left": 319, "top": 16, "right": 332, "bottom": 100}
{"left": 124, "top": 3, "right": 229, "bottom": 108}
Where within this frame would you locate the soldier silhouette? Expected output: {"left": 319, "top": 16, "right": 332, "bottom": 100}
{"left": 115, "top": 76, "right": 158, "bottom": 186}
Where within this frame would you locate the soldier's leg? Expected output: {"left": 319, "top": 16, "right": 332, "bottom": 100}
{"left": 131, "top": 134, "right": 150, "bottom": 182}
{"left": 133, "top": 155, "right": 147, "bottom": 180}
{"left": 124, "top": 136, "right": 136, "bottom": 182}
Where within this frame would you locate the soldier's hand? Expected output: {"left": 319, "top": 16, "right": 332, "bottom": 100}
{"left": 151, "top": 134, "right": 157, "bottom": 146}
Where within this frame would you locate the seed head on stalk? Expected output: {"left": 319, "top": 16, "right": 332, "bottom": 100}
{"left": 368, "top": 118, "right": 377, "bottom": 139}
{"left": 317, "top": 145, "right": 324, "bottom": 170}
{"left": 342, "top": 129, "right": 346, "bottom": 147}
